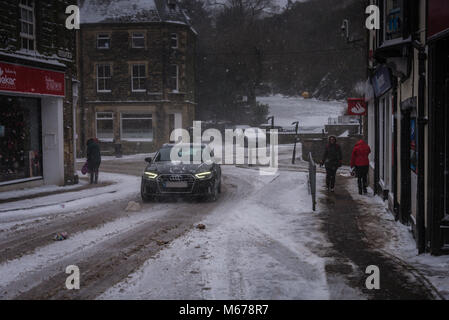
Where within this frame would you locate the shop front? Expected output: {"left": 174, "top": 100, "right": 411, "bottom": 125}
{"left": 0, "top": 61, "right": 65, "bottom": 188}
{"left": 427, "top": 0, "right": 449, "bottom": 253}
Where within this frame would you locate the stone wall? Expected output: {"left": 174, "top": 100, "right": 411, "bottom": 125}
{"left": 325, "top": 124, "right": 360, "bottom": 137}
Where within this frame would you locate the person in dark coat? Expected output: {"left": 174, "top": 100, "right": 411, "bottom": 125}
{"left": 350, "top": 139, "right": 371, "bottom": 195}
{"left": 86, "top": 138, "right": 101, "bottom": 184}
{"left": 320, "top": 135, "right": 342, "bottom": 192}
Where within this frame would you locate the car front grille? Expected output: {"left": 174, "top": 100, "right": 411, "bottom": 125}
{"left": 157, "top": 174, "right": 195, "bottom": 193}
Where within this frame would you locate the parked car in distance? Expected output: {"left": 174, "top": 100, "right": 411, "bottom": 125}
{"left": 141, "top": 143, "right": 221, "bottom": 202}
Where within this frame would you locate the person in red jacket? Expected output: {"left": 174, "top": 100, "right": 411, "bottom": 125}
{"left": 350, "top": 139, "right": 371, "bottom": 195}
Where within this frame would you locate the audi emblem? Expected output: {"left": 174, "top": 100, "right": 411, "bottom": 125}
{"left": 169, "top": 175, "right": 183, "bottom": 181}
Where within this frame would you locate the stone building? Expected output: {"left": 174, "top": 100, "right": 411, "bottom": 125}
{"left": 0, "top": 0, "right": 78, "bottom": 190}
{"left": 78, "top": 0, "right": 197, "bottom": 156}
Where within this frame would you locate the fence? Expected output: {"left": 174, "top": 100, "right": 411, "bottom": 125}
{"left": 308, "top": 152, "right": 317, "bottom": 211}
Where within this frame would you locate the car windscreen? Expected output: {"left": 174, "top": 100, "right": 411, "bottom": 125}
{"left": 156, "top": 146, "right": 206, "bottom": 162}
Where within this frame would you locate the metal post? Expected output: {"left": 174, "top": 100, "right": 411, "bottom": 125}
{"left": 292, "top": 121, "right": 299, "bottom": 164}
{"left": 267, "top": 116, "right": 274, "bottom": 146}
{"left": 308, "top": 152, "right": 317, "bottom": 211}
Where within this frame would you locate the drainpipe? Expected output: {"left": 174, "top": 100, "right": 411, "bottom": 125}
{"left": 79, "top": 27, "right": 86, "bottom": 157}
{"left": 374, "top": 96, "right": 380, "bottom": 195}
{"left": 412, "top": 40, "right": 427, "bottom": 253}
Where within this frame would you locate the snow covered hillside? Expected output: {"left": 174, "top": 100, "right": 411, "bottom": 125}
{"left": 258, "top": 95, "right": 346, "bottom": 132}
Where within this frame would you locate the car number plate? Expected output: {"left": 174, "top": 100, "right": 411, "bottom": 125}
{"left": 165, "top": 181, "right": 188, "bottom": 188}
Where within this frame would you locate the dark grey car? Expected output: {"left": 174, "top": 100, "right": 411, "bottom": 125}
{"left": 141, "top": 143, "right": 222, "bottom": 201}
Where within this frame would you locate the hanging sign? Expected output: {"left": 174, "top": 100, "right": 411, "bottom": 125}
{"left": 347, "top": 98, "right": 367, "bottom": 116}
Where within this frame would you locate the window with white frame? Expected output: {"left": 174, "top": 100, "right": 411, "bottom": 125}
{"left": 169, "top": 64, "right": 178, "bottom": 91}
{"left": 96, "top": 112, "right": 114, "bottom": 141}
{"left": 97, "top": 34, "right": 111, "bottom": 49}
{"left": 132, "top": 32, "right": 145, "bottom": 48}
{"left": 121, "top": 113, "right": 153, "bottom": 141}
{"left": 97, "top": 64, "right": 112, "bottom": 92}
{"left": 131, "top": 64, "right": 146, "bottom": 92}
{"left": 19, "top": 0, "right": 35, "bottom": 51}
{"left": 171, "top": 33, "right": 178, "bottom": 48}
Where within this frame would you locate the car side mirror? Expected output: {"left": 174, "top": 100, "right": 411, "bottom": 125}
{"left": 145, "top": 157, "right": 152, "bottom": 163}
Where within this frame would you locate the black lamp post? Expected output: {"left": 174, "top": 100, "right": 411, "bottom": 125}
{"left": 266, "top": 116, "right": 274, "bottom": 130}
{"left": 292, "top": 121, "right": 299, "bottom": 164}
{"left": 266, "top": 116, "right": 274, "bottom": 146}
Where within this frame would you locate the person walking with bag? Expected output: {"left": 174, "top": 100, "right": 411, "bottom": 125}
{"left": 320, "top": 136, "right": 342, "bottom": 192}
{"left": 86, "top": 138, "right": 101, "bottom": 184}
{"left": 350, "top": 139, "right": 371, "bottom": 195}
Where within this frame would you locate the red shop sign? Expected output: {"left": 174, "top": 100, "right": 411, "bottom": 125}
{"left": 0, "top": 62, "right": 65, "bottom": 97}
{"left": 347, "top": 98, "right": 367, "bottom": 116}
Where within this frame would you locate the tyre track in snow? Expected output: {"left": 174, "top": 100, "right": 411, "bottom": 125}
{"left": 3, "top": 172, "right": 253, "bottom": 299}
{"left": 0, "top": 161, "right": 149, "bottom": 263}
{"left": 0, "top": 195, "right": 139, "bottom": 263}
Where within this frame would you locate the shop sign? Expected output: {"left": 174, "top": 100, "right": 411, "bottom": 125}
{"left": 371, "top": 65, "right": 392, "bottom": 98}
{"left": 348, "top": 98, "right": 367, "bottom": 116}
{"left": 428, "top": 0, "right": 449, "bottom": 40}
{"left": 0, "top": 62, "right": 64, "bottom": 97}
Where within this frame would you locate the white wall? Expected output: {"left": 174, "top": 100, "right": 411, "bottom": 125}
{"left": 41, "top": 97, "right": 64, "bottom": 186}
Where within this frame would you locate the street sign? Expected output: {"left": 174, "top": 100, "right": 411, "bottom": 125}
{"left": 348, "top": 98, "right": 367, "bottom": 116}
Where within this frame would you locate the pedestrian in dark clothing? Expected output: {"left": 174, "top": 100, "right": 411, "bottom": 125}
{"left": 350, "top": 139, "right": 371, "bottom": 195}
{"left": 321, "top": 136, "right": 342, "bottom": 192}
{"left": 86, "top": 138, "right": 101, "bottom": 184}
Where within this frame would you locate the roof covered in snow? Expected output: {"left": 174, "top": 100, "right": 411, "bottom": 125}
{"left": 79, "top": 0, "right": 191, "bottom": 26}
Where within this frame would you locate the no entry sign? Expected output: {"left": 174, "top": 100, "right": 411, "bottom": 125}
{"left": 348, "top": 98, "right": 367, "bottom": 116}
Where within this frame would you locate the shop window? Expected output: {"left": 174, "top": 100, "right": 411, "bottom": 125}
{"left": 97, "top": 34, "right": 111, "bottom": 49}
{"left": 132, "top": 32, "right": 145, "bottom": 48}
{"left": 121, "top": 113, "right": 153, "bottom": 141}
{"left": 169, "top": 64, "right": 179, "bottom": 92}
{"left": 384, "top": 0, "right": 404, "bottom": 41}
{"left": 97, "top": 64, "right": 111, "bottom": 92}
{"left": 0, "top": 96, "right": 42, "bottom": 184}
{"left": 171, "top": 33, "right": 178, "bottom": 49}
{"left": 96, "top": 112, "right": 114, "bottom": 141}
{"left": 19, "top": 0, "right": 35, "bottom": 51}
{"left": 131, "top": 64, "right": 146, "bottom": 92}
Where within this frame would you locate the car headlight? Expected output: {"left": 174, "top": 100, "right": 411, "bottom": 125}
{"left": 195, "top": 171, "right": 212, "bottom": 179}
{"left": 144, "top": 171, "right": 158, "bottom": 179}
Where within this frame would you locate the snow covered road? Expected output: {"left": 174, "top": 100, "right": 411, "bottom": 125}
{"left": 100, "top": 168, "right": 329, "bottom": 299}
{"left": 0, "top": 163, "right": 330, "bottom": 299}
{"left": 0, "top": 154, "right": 445, "bottom": 300}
